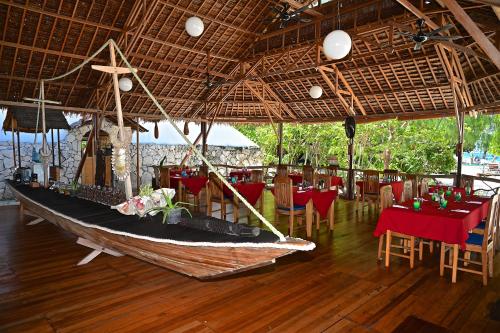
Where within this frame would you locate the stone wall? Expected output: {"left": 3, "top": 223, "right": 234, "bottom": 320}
{"left": 0, "top": 120, "right": 262, "bottom": 200}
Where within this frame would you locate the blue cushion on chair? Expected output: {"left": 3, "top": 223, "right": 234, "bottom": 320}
{"left": 278, "top": 205, "right": 306, "bottom": 211}
{"left": 474, "top": 220, "right": 486, "bottom": 230}
{"left": 466, "top": 233, "right": 484, "bottom": 246}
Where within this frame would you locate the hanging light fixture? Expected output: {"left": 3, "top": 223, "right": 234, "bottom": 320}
{"left": 154, "top": 121, "right": 159, "bottom": 139}
{"left": 183, "top": 122, "right": 190, "bottom": 135}
{"left": 118, "top": 77, "right": 133, "bottom": 92}
{"left": 309, "top": 85, "right": 323, "bottom": 99}
{"left": 322, "top": 2, "right": 351, "bottom": 60}
{"left": 185, "top": 16, "right": 204, "bottom": 37}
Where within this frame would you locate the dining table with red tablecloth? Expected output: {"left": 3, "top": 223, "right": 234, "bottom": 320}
{"left": 229, "top": 170, "right": 251, "bottom": 181}
{"left": 356, "top": 180, "right": 404, "bottom": 202}
{"left": 288, "top": 174, "right": 303, "bottom": 185}
{"left": 222, "top": 182, "right": 266, "bottom": 219}
{"left": 330, "top": 176, "right": 344, "bottom": 188}
{"left": 272, "top": 187, "right": 338, "bottom": 237}
{"left": 374, "top": 194, "right": 490, "bottom": 250}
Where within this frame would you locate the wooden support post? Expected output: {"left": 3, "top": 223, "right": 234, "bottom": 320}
{"left": 455, "top": 112, "right": 465, "bottom": 187}
{"left": 51, "top": 128, "right": 55, "bottom": 166}
{"left": 347, "top": 138, "right": 355, "bottom": 200}
{"left": 109, "top": 43, "right": 132, "bottom": 198}
{"left": 277, "top": 123, "right": 283, "bottom": 165}
{"left": 40, "top": 81, "right": 49, "bottom": 187}
{"left": 11, "top": 118, "right": 16, "bottom": 168}
{"left": 201, "top": 121, "right": 208, "bottom": 159}
{"left": 74, "top": 122, "right": 97, "bottom": 183}
{"left": 136, "top": 118, "right": 141, "bottom": 190}
{"left": 57, "top": 129, "right": 61, "bottom": 167}
{"left": 16, "top": 128, "right": 21, "bottom": 167}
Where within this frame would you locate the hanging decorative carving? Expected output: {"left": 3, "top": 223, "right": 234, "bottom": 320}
{"left": 154, "top": 121, "right": 159, "bottom": 139}
{"left": 183, "top": 122, "right": 189, "bottom": 135}
{"left": 112, "top": 143, "right": 131, "bottom": 181}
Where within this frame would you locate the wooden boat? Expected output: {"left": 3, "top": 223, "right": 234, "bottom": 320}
{"left": 8, "top": 182, "right": 314, "bottom": 279}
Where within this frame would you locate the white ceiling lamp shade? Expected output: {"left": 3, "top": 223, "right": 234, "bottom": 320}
{"left": 323, "top": 30, "right": 352, "bottom": 60}
{"left": 309, "top": 85, "right": 323, "bottom": 99}
{"left": 118, "top": 77, "right": 133, "bottom": 92}
{"left": 185, "top": 16, "right": 204, "bottom": 37}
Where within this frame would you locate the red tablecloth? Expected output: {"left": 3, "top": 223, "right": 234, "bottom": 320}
{"left": 181, "top": 176, "right": 208, "bottom": 195}
{"left": 331, "top": 176, "right": 344, "bottom": 187}
{"left": 229, "top": 170, "right": 251, "bottom": 180}
{"left": 170, "top": 176, "right": 181, "bottom": 190}
{"left": 291, "top": 188, "right": 338, "bottom": 218}
{"left": 429, "top": 185, "right": 466, "bottom": 197}
{"left": 374, "top": 195, "right": 490, "bottom": 249}
{"left": 223, "top": 182, "right": 265, "bottom": 206}
{"left": 356, "top": 180, "right": 404, "bottom": 202}
{"left": 171, "top": 169, "right": 193, "bottom": 176}
{"left": 289, "top": 174, "right": 303, "bottom": 185}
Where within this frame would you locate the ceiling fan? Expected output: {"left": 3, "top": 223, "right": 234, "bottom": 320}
{"left": 262, "top": 2, "right": 312, "bottom": 29}
{"left": 396, "top": 18, "right": 463, "bottom": 51}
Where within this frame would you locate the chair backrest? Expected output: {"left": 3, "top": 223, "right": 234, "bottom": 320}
{"left": 402, "top": 180, "right": 413, "bottom": 202}
{"left": 208, "top": 172, "right": 224, "bottom": 201}
{"left": 251, "top": 169, "right": 263, "bottom": 183}
{"left": 363, "top": 170, "right": 380, "bottom": 195}
{"left": 380, "top": 185, "right": 393, "bottom": 211}
{"left": 303, "top": 165, "right": 314, "bottom": 184}
{"left": 274, "top": 175, "right": 293, "bottom": 208}
{"left": 314, "top": 173, "right": 332, "bottom": 188}
{"left": 276, "top": 165, "right": 288, "bottom": 177}
{"left": 383, "top": 169, "right": 399, "bottom": 182}
{"left": 198, "top": 165, "right": 208, "bottom": 177}
{"left": 160, "top": 167, "right": 171, "bottom": 188}
{"left": 460, "top": 175, "right": 475, "bottom": 191}
{"left": 403, "top": 174, "right": 418, "bottom": 198}
{"left": 483, "top": 193, "right": 499, "bottom": 249}
{"left": 420, "top": 178, "right": 430, "bottom": 196}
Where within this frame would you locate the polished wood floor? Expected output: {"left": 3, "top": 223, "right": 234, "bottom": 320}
{"left": 1, "top": 191, "right": 499, "bottom": 332}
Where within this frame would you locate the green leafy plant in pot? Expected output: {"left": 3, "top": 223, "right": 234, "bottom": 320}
{"left": 139, "top": 184, "right": 154, "bottom": 197}
{"left": 145, "top": 189, "right": 192, "bottom": 224}
{"left": 70, "top": 181, "right": 79, "bottom": 197}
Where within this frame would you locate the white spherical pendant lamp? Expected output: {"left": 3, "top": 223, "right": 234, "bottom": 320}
{"left": 185, "top": 16, "right": 204, "bottom": 37}
{"left": 309, "top": 85, "right": 323, "bottom": 99}
{"left": 323, "top": 30, "right": 352, "bottom": 60}
{"left": 118, "top": 77, "right": 133, "bottom": 92}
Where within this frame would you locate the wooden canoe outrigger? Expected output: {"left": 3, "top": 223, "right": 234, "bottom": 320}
{"left": 15, "top": 39, "right": 315, "bottom": 279}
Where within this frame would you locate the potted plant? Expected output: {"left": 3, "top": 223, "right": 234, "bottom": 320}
{"left": 145, "top": 189, "right": 192, "bottom": 224}
{"left": 139, "top": 184, "right": 154, "bottom": 197}
{"left": 70, "top": 181, "right": 79, "bottom": 197}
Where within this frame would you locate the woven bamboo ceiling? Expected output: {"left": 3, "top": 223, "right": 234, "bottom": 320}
{"left": 0, "top": 0, "right": 499, "bottom": 124}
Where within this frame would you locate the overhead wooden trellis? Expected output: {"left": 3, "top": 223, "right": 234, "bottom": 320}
{"left": 0, "top": 0, "right": 498, "bottom": 124}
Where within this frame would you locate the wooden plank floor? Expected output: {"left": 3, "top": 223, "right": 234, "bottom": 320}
{"left": 1, "top": 191, "right": 499, "bottom": 332}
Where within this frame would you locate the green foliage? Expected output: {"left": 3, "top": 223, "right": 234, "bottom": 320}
{"left": 145, "top": 190, "right": 192, "bottom": 224}
{"left": 139, "top": 184, "right": 154, "bottom": 197}
{"left": 236, "top": 114, "right": 499, "bottom": 174}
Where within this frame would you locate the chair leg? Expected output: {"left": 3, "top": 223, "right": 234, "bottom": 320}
{"left": 464, "top": 251, "right": 470, "bottom": 267}
{"left": 440, "top": 242, "right": 445, "bottom": 276}
{"left": 315, "top": 211, "right": 320, "bottom": 230}
{"left": 275, "top": 209, "right": 280, "bottom": 225}
{"left": 419, "top": 240, "right": 423, "bottom": 261}
{"left": 429, "top": 241, "right": 434, "bottom": 254}
{"left": 385, "top": 231, "right": 392, "bottom": 268}
{"left": 207, "top": 199, "right": 212, "bottom": 216}
{"left": 482, "top": 251, "right": 488, "bottom": 286}
{"left": 233, "top": 199, "right": 239, "bottom": 223}
{"left": 377, "top": 235, "right": 384, "bottom": 261}
{"left": 289, "top": 213, "right": 294, "bottom": 236}
{"left": 222, "top": 202, "right": 226, "bottom": 220}
{"left": 489, "top": 250, "right": 494, "bottom": 278}
{"left": 452, "top": 245, "right": 458, "bottom": 283}
{"left": 410, "top": 236, "right": 415, "bottom": 269}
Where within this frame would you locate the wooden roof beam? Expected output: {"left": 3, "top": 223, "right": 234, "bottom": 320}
{"left": 282, "top": 0, "right": 323, "bottom": 17}
{"left": 440, "top": 0, "right": 500, "bottom": 70}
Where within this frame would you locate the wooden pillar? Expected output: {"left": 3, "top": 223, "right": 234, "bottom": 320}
{"left": 16, "top": 128, "right": 21, "bottom": 168}
{"left": 51, "top": 129, "right": 55, "bottom": 166}
{"left": 11, "top": 118, "right": 16, "bottom": 168}
{"left": 201, "top": 121, "right": 208, "bottom": 160}
{"left": 40, "top": 81, "right": 49, "bottom": 187}
{"left": 136, "top": 118, "right": 141, "bottom": 190}
{"left": 347, "top": 138, "right": 355, "bottom": 200}
{"left": 277, "top": 123, "right": 283, "bottom": 164}
{"left": 455, "top": 113, "right": 465, "bottom": 187}
{"left": 109, "top": 43, "right": 133, "bottom": 199}
{"left": 57, "top": 129, "right": 61, "bottom": 167}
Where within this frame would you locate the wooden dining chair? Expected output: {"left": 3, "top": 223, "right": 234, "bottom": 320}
{"left": 206, "top": 172, "right": 238, "bottom": 222}
{"left": 276, "top": 165, "right": 288, "bottom": 177}
{"left": 383, "top": 169, "right": 399, "bottom": 182}
{"left": 378, "top": 185, "right": 393, "bottom": 260}
{"left": 303, "top": 165, "right": 314, "bottom": 185}
{"left": 251, "top": 170, "right": 263, "bottom": 183}
{"left": 313, "top": 173, "right": 335, "bottom": 231}
{"left": 159, "top": 166, "right": 171, "bottom": 188}
{"left": 420, "top": 178, "right": 431, "bottom": 196}
{"left": 274, "top": 175, "right": 306, "bottom": 236}
{"left": 403, "top": 174, "right": 418, "bottom": 198}
{"left": 460, "top": 175, "right": 475, "bottom": 192}
{"left": 401, "top": 180, "right": 413, "bottom": 203}
{"left": 440, "top": 193, "right": 499, "bottom": 285}
{"left": 314, "top": 173, "right": 332, "bottom": 188}
{"left": 361, "top": 170, "right": 380, "bottom": 212}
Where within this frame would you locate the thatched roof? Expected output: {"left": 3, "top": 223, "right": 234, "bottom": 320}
{"left": 0, "top": 0, "right": 498, "bottom": 124}
{"left": 2, "top": 105, "right": 70, "bottom": 133}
